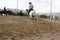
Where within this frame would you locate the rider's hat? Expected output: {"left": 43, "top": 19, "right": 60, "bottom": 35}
{"left": 29, "top": 2, "right": 32, "bottom": 4}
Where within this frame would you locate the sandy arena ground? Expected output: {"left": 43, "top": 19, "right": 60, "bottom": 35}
{"left": 0, "top": 16, "right": 60, "bottom": 40}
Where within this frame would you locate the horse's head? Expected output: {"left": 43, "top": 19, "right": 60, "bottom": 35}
{"left": 26, "top": 9, "right": 29, "bottom": 12}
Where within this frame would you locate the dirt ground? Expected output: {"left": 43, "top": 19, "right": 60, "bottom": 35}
{"left": 0, "top": 16, "right": 60, "bottom": 40}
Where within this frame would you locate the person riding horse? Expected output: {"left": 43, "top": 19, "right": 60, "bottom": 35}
{"left": 4, "top": 7, "right": 7, "bottom": 16}
{"left": 28, "top": 2, "right": 34, "bottom": 16}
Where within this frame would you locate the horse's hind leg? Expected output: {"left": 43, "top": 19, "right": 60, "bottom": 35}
{"left": 31, "top": 17, "right": 36, "bottom": 24}
{"left": 30, "top": 17, "right": 34, "bottom": 24}
{"left": 33, "top": 17, "right": 37, "bottom": 22}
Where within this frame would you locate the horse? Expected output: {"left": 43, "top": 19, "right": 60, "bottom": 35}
{"left": 26, "top": 9, "right": 37, "bottom": 23}
{"left": 29, "top": 10, "right": 36, "bottom": 19}
{"left": 0, "top": 10, "right": 8, "bottom": 16}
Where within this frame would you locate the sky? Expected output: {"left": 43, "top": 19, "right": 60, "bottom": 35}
{"left": 0, "top": 0, "right": 60, "bottom": 13}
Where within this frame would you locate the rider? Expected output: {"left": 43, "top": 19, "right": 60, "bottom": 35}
{"left": 4, "top": 7, "right": 7, "bottom": 16}
{"left": 28, "top": 2, "right": 34, "bottom": 16}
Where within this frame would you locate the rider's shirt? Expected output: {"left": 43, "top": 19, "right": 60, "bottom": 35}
{"left": 29, "top": 4, "right": 34, "bottom": 9}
